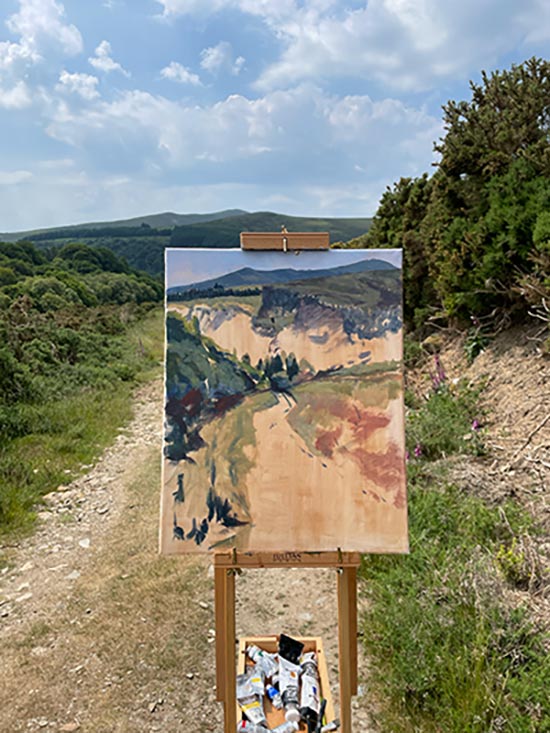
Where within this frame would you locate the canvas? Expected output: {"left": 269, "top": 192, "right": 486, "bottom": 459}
{"left": 160, "top": 248, "right": 408, "bottom": 554}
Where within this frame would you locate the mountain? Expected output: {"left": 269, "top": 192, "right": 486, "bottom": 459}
{"left": 0, "top": 210, "right": 373, "bottom": 277}
{"left": 169, "top": 211, "right": 372, "bottom": 249}
{"left": 0, "top": 209, "right": 248, "bottom": 243}
{"left": 167, "top": 257, "right": 395, "bottom": 295}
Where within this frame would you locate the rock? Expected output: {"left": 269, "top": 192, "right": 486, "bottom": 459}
{"left": 59, "top": 723, "right": 80, "bottom": 732}
{"left": 17, "top": 582, "right": 30, "bottom": 592}
{"left": 96, "top": 507, "right": 109, "bottom": 515}
{"left": 37, "top": 719, "right": 49, "bottom": 728}
{"left": 16, "top": 592, "right": 33, "bottom": 603}
{"left": 20, "top": 561, "right": 34, "bottom": 572}
{"left": 78, "top": 539, "right": 91, "bottom": 549}
{"left": 66, "top": 571, "right": 81, "bottom": 581}
{"left": 186, "top": 672, "right": 194, "bottom": 679}
{"left": 148, "top": 702, "right": 158, "bottom": 713}
{"left": 198, "top": 600, "right": 209, "bottom": 609}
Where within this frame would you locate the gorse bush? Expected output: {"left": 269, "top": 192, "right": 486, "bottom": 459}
{"left": 361, "top": 57, "right": 550, "bottom": 331}
{"left": 0, "top": 240, "right": 163, "bottom": 534}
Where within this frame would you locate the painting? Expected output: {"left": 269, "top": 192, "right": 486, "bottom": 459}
{"left": 160, "top": 248, "right": 408, "bottom": 554}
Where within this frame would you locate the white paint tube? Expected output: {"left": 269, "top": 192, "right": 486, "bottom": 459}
{"left": 300, "top": 651, "right": 321, "bottom": 730}
{"left": 236, "top": 671, "right": 268, "bottom": 728}
{"left": 278, "top": 654, "right": 302, "bottom": 723}
{"left": 236, "top": 721, "right": 269, "bottom": 732}
{"left": 248, "top": 665, "right": 265, "bottom": 697}
{"left": 246, "top": 644, "right": 279, "bottom": 678}
{"left": 271, "top": 721, "right": 300, "bottom": 733}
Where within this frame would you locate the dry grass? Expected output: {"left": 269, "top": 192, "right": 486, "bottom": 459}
{"left": 0, "top": 450, "right": 222, "bottom": 732}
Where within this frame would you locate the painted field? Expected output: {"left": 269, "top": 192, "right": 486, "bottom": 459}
{"left": 161, "top": 248, "right": 407, "bottom": 554}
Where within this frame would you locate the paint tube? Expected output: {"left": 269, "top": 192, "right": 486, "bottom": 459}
{"left": 236, "top": 671, "right": 267, "bottom": 728}
{"left": 265, "top": 684, "right": 283, "bottom": 709}
{"left": 278, "top": 634, "right": 304, "bottom": 724}
{"left": 246, "top": 644, "right": 279, "bottom": 678}
{"left": 270, "top": 721, "right": 300, "bottom": 733}
{"left": 248, "top": 665, "right": 265, "bottom": 697}
{"left": 236, "top": 721, "right": 269, "bottom": 732}
{"left": 300, "top": 651, "right": 320, "bottom": 732}
{"left": 320, "top": 719, "right": 341, "bottom": 733}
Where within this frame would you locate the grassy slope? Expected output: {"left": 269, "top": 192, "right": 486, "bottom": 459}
{"left": 0, "top": 308, "right": 164, "bottom": 538}
{"left": 360, "top": 371, "right": 550, "bottom": 732}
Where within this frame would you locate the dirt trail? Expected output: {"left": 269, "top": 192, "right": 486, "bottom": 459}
{"left": 0, "top": 379, "right": 376, "bottom": 732}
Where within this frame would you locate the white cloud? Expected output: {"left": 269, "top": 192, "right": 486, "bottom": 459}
{"left": 0, "top": 40, "right": 39, "bottom": 70}
{"left": 44, "top": 84, "right": 441, "bottom": 188}
{"left": 89, "top": 40, "right": 130, "bottom": 77}
{"left": 56, "top": 70, "right": 100, "bottom": 100}
{"left": 200, "top": 41, "right": 244, "bottom": 75}
{"left": 0, "top": 81, "right": 32, "bottom": 109}
{"left": 154, "top": 0, "right": 550, "bottom": 92}
{"left": 160, "top": 61, "right": 201, "bottom": 85}
{"left": 6, "top": 0, "right": 83, "bottom": 57}
{"left": 0, "top": 169, "right": 32, "bottom": 184}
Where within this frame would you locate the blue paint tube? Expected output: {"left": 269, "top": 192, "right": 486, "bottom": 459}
{"left": 266, "top": 683, "right": 283, "bottom": 709}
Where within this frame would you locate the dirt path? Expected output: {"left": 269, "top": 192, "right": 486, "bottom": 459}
{"left": 0, "top": 379, "right": 377, "bottom": 732}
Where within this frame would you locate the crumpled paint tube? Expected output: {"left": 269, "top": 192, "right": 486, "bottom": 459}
{"left": 236, "top": 671, "right": 268, "bottom": 728}
{"left": 236, "top": 721, "right": 269, "bottom": 732}
{"left": 278, "top": 634, "right": 304, "bottom": 725}
{"left": 246, "top": 644, "right": 279, "bottom": 678}
{"left": 271, "top": 721, "right": 300, "bottom": 733}
{"left": 300, "top": 651, "right": 321, "bottom": 732}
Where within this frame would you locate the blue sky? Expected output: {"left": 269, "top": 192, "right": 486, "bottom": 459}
{"left": 0, "top": 1, "right": 548, "bottom": 231}
{"left": 165, "top": 247, "right": 401, "bottom": 287}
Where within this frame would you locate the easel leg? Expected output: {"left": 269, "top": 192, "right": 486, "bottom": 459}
{"left": 215, "top": 567, "right": 237, "bottom": 732}
{"left": 214, "top": 566, "right": 227, "bottom": 703}
{"left": 338, "top": 566, "right": 358, "bottom": 733}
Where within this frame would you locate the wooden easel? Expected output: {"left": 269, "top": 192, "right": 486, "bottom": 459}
{"left": 214, "top": 551, "right": 360, "bottom": 733}
{"left": 214, "top": 232, "right": 360, "bottom": 733}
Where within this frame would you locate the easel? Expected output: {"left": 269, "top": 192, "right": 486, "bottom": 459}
{"left": 214, "top": 551, "right": 360, "bottom": 733}
{"left": 214, "top": 231, "right": 360, "bottom": 733}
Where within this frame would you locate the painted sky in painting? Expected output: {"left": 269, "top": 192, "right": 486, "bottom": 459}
{"left": 1, "top": 1, "right": 549, "bottom": 230}
{"left": 166, "top": 248, "right": 402, "bottom": 288}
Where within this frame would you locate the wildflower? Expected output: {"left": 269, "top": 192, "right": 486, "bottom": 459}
{"left": 472, "top": 418, "right": 481, "bottom": 431}
{"left": 405, "top": 450, "right": 410, "bottom": 462}
{"left": 414, "top": 443, "right": 423, "bottom": 458}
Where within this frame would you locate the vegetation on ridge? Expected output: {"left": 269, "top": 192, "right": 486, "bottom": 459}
{"left": 0, "top": 240, "right": 163, "bottom": 534}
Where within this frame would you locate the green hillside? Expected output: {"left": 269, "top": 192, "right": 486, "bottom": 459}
{"left": 0, "top": 240, "right": 163, "bottom": 534}
{"left": 3, "top": 211, "right": 372, "bottom": 277}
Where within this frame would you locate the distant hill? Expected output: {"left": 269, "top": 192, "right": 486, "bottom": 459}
{"left": 169, "top": 211, "right": 372, "bottom": 249}
{"left": 0, "top": 210, "right": 372, "bottom": 277}
{"left": 168, "top": 257, "right": 395, "bottom": 296}
{"left": 0, "top": 209, "right": 247, "bottom": 243}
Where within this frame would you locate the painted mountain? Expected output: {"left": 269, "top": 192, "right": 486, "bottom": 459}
{"left": 160, "top": 248, "right": 408, "bottom": 554}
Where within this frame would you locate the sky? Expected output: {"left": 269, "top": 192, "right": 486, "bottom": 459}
{"left": 0, "top": 1, "right": 548, "bottom": 232}
{"left": 165, "top": 247, "right": 401, "bottom": 287}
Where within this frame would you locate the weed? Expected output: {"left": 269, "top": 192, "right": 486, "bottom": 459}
{"left": 361, "top": 359, "right": 549, "bottom": 732}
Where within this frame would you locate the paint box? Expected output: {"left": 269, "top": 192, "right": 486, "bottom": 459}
{"left": 237, "top": 636, "right": 334, "bottom": 731}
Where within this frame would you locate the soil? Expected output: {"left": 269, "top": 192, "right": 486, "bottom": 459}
{"left": 0, "top": 324, "right": 548, "bottom": 732}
